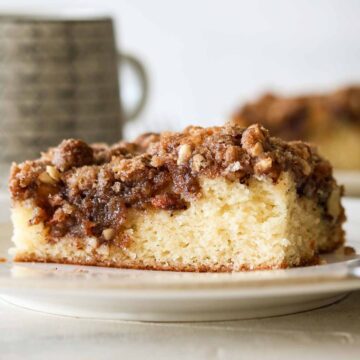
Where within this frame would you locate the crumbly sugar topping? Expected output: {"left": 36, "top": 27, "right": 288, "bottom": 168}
{"left": 231, "top": 85, "right": 360, "bottom": 140}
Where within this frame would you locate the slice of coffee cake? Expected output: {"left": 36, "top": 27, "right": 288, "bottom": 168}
{"left": 231, "top": 85, "right": 360, "bottom": 170}
{"left": 9, "top": 124, "right": 345, "bottom": 271}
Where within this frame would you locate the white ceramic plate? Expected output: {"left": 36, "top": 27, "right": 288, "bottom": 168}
{"left": 0, "top": 198, "right": 359, "bottom": 322}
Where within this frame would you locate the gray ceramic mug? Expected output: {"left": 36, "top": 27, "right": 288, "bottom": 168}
{"left": 0, "top": 14, "right": 148, "bottom": 188}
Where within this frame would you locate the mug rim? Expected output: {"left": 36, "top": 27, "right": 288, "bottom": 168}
{"left": 0, "top": 11, "right": 113, "bottom": 23}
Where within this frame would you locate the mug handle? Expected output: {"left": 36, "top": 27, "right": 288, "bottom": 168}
{"left": 118, "top": 53, "right": 148, "bottom": 121}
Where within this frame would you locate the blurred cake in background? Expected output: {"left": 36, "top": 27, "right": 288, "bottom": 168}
{"left": 231, "top": 85, "right": 360, "bottom": 170}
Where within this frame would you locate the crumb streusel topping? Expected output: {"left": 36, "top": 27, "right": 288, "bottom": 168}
{"left": 231, "top": 86, "right": 360, "bottom": 140}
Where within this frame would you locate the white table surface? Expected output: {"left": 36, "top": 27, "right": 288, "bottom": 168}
{"left": 1, "top": 291, "right": 360, "bottom": 360}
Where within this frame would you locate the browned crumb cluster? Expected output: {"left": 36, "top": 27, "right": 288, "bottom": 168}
{"left": 231, "top": 85, "right": 360, "bottom": 140}
{"left": 9, "top": 123, "right": 338, "bottom": 245}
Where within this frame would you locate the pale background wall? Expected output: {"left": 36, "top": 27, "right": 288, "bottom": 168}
{"left": 1, "top": 0, "right": 359, "bottom": 138}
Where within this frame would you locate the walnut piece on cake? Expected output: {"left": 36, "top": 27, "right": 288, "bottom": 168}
{"left": 9, "top": 123, "right": 345, "bottom": 272}
{"left": 231, "top": 85, "right": 360, "bottom": 170}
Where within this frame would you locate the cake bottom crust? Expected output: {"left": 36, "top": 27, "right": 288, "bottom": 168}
{"left": 13, "top": 252, "right": 320, "bottom": 272}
